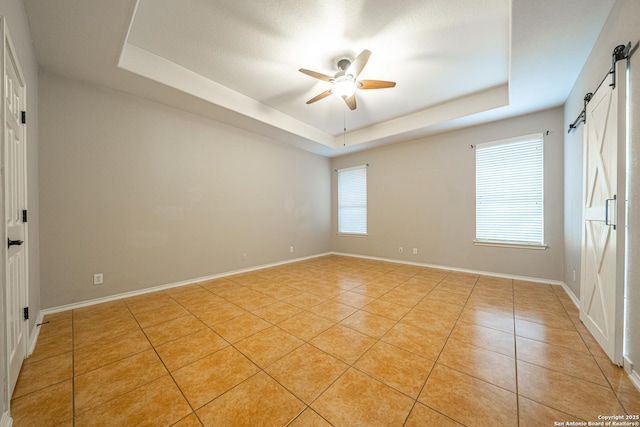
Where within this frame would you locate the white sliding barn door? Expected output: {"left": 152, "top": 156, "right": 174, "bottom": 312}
{"left": 1, "top": 17, "right": 29, "bottom": 398}
{"left": 580, "top": 65, "right": 626, "bottom": 365}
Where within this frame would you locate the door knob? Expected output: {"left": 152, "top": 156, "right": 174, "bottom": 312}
{"left": 7, "top": 238, "right": 24, "bottom": 248}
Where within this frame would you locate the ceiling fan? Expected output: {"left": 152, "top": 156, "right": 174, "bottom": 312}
{"left": 299, "top": 49, "right": 396, "bottom": 110}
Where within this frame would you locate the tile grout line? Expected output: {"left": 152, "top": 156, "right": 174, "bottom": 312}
{"left": 514, "top": 288, "right": 624, "bottom": 388}
{"left": 294, "top": 266, "right": 416, "bottom": 425}
{"left": 23, "top": 257, "right": 635, "bottom": 425}
{"left": 157, "top": 290, "right": 274, "bottom": 423}
{"left": 72, "top": 305, "right": 184, "bottom": 420}
{"left": 270, "top": 270, "right": 404, "bottom": 416}
{"left": 554, "top": 287, "right": 632, "bottom": 415}
{"left": 72, "top": 309, "right": 76, "bottom": 427}
{"left": 354, "top": 271, "right": 508, "bottom": 425}
{"left": 513, "top": 283, "right": 603, "bottom": 422}
{"left": 399, "top": 272, "right": 448, "bottom": 426}
{"left": 270, "top": 269, "right": 391, "bottom": 425}
{"left": 127, "top": 301, "right": 204, "bottom": 425}
{"left": 512, "top": 278, "right": 520, "bottom": 427}
{"left": 261, "top": 266, "right": 422, "bottom": 425}
{"left": 161, "top": 281, "right": 321, "bottom": 423}
{"left": 399, "top": 271, "right": 477, "bottom": 427}
{"left": 197, "top": 267, "right": 389, "bottom": 425}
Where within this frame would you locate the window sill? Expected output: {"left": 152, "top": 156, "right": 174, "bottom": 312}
{"left": 473, "top": 240, "right": 548, "bottom": 250}
{"left": 337, "top": 233, "right": 368, "bottom": 238}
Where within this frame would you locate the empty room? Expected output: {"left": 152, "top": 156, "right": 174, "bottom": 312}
{"left": 1, "top": 0, "right": 640, "bottom": 425}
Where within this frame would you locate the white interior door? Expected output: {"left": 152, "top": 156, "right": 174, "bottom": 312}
{"left": 580, "top": 68, "right": 626, "bottom": 365}
{"left": 2, "top": 18, "right": 28, "bottom": 398}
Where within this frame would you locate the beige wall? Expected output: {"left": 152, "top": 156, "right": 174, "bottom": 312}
{"left": 330, "top": 108, "right": 565, "bottom": 281}
{"left": 1, "top": 0, "right": 40, "bottom": 416}
{"left": 39, "top": 71, "right": 331, "bottom": 308}
{"left": 563, "top": 0, "right": 640, "bottom": 374}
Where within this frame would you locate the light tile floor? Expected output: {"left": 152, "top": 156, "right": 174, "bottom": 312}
{"left": 10, "top": 255, "right": 640, "bottom": 426}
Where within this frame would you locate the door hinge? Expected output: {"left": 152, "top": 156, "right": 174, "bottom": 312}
{"left": 22, "top": 209, "right": 28, "bottom": 223}
{"left": 21, "top": 111, "right": 26, "bottom": 124}
{"left": 23, "top": 307, "right": 29, "bottom": 321}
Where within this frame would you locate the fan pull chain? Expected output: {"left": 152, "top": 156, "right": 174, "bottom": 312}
{"left": 343, "top": 110, "right": 347, "bottom": 146}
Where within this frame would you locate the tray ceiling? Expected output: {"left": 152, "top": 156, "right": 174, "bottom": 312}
{"left": 24, "top": 0, "right": 616, "bottom": 156}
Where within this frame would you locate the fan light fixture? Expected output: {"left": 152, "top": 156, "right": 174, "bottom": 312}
{"left": 332, "top": 75, "right": 357, "bottom": 99}
{"left": 299, "top": 49, "right": 396, "bottom": 110}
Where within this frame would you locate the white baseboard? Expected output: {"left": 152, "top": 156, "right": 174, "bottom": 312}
{"left": 559, "top": 281, "right": 580, "bottom": 309}
{"left": 27, "top": 311, "right": 45, "bottom": 357}
{"left": 562, "top": 282, "right": 640, "bottom": 394}
{"left": 628, "top": 366, "right": 640, "bottom": 393}
{"left": 337, "top": 252, "right": 640, "bottom": 392}
{"left": 40, "top": 251, "right": 569, "bottom": 318}
{"left": 0, "top": 411, "right": 12, "bottom": 427}
{"left": 40, "top": 252, "right": 333, "bottom": 316}
{"left": 33, "top": 249, "right": 640, "bottom": 397}
{"left": 330, "top": 251, "right": 566, "bottom": 286}
{"left": 624, "top": 355, "right": 634, "bottom": 374}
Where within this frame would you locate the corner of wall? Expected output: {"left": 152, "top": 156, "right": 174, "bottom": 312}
{"left": 0, "top": 411, "right": 13, "bottom": 427}
{"left": 559, "top": 281, "right": 580, "bottom": 308}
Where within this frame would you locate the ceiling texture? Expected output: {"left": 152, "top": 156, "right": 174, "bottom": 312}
{"left": 23, "top": 0, "right": 616, "bottom": 157}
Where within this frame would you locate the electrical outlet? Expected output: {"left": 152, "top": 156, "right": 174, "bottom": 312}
{"left": 242, "top": 252, "right": 247, "bottom": 261}
{"left": 413, "top": 248, "right": 418, "bottom": 255}
{"left": 290, "top": 246, "right": 294, "bottom": 253}
{"left": 93, "top": 273, "right": 104, "bottom": 285}
{"left": 398, "top": 247, "right": 403, "bottom": 254}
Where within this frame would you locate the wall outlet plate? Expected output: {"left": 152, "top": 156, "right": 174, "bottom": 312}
{"left": 93, "top": 273, "right": 104, "bottom": 285}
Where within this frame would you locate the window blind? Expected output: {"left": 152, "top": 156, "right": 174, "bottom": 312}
{"left": 338, "top": 166, "right": 367, "bottom": 235}
{"left": 475, "top": 134, "right": 544, "bottom": 245}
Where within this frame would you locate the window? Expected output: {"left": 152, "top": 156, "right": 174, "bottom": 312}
{"left": 337, "top": 165, "right": 367, "bottom": 235}
{"left": 475, "top": 134, "right": 544, "bottom": 247}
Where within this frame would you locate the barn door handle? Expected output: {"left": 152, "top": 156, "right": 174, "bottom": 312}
{"left": 7, "top": 238, "right": 24, "bottom": 248}
{"left": 605, "top": 195, "right": 617, "bottom": 230}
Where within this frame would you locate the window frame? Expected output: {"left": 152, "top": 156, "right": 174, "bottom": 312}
{"left": 474, "top": 133, "right": 546, "bottom": 249}
{"left": 337, "top": 165, "right": 368, "bottom": 236}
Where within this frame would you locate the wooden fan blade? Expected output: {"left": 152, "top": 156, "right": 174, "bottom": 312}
{"left": 306, "top": 89, "right": 333, "bottom": 104}
{"left": 359, "top": 80, "right": 396, "bottom": 90}
{"left": 299, "top": 68, "right": 334, "bottom": 82}
{"left": 344, "top": 94, "right": 357, "bottom": 110}
{"left": 346, "top": 49, "right": 371, "bottom": 77}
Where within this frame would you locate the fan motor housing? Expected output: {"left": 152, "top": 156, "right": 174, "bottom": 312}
{"left": 337, "top": 58, "right": 351, "bottom": 71}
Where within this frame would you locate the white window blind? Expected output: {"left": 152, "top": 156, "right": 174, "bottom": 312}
{"left": 338, "top": 166, "right": 367, "bottom": 235}
{"left": 475, "top": 134, "right": 544, "bottom": 246}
